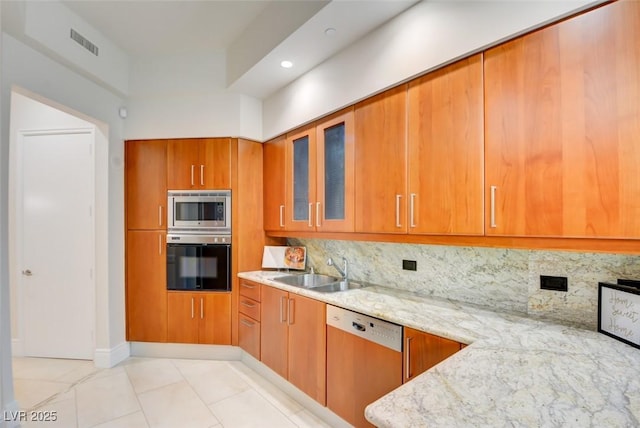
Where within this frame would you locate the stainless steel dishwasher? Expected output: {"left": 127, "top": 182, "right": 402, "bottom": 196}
{"left": 326, "top": 305, "right": 403, "bottom": 428}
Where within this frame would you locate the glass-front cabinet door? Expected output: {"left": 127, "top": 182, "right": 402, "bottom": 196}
{"left": 316, "top": 109, "right": 354, "bottom": 232}
{"left": 284, "top": 108, "right": 354, "bottom": 232}
{"left": 285, "top": 124, "right": 317, "bottom": 231}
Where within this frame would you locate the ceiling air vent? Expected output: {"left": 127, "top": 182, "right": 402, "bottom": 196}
{"left": 70, "top": 28, "right": 99, "bottom": 56}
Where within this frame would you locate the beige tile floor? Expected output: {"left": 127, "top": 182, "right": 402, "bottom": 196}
{"left": 12, "top": 357, "right": 332, "bottom": 428}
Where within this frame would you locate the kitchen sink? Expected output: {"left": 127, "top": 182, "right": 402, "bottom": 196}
{"left": 275, "top": 273, "right": 340, "bottom": 288}
{"left": 274, "top": 274, "right": 367, "bottom": 293}
{"left": 309, "top": 280, "right": 367, "bottom": 293}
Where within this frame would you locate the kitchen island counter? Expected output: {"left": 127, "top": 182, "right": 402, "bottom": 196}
{"left": 238, "top": 271, "right": 640, "bottom": 427}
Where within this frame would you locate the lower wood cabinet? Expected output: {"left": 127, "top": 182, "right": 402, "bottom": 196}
{"left": 238, "top": 280, "right": 261, "bottom": 359}
{"left": 167, "top": 292, "right": 231, "bottom": 345}
{"left": 126, "top": 230, "right": 167, "bottom": 342}
{"left": 403, "top": 326, "right": 463, "bottom": 383}
{"left": 260, "top": 285, "right": 326, "bottom": 405}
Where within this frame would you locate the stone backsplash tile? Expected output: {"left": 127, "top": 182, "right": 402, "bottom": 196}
{"left": 289, "top": 238, "right": 640, "bottom": 330}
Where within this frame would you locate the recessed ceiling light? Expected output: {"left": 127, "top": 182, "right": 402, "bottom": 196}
{"left": 280, "top": 60, "right": 293, "bottom": 69}
{"left": 325, "top": 27, "right": 336, "bottom": 37}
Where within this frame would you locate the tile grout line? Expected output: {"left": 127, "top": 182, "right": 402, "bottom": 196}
{"left": 226, "top": 362, "right": 307, "bottom": 427}
{"left": 25, "top": 368, "right": 103, "bottom": 412}
{"left": 123, "top": 361, "right": 153, "bottom": 428}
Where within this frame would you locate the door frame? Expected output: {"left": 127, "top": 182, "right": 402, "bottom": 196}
{"left": 11, "top": 128, "right": 96, "bottom": 358}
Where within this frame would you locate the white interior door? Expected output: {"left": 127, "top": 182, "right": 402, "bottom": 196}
{"left": 21, "top": 130, "right": 94, "bottom": 359}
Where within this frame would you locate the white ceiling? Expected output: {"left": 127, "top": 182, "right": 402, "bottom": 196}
{"left": 3, "top": 0, "right": 418, "bottom": 99}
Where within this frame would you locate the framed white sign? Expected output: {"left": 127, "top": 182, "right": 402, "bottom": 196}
{"left": 598, "top": 281, "right": 640, "bottom": 349}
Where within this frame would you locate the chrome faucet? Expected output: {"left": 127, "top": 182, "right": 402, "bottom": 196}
{"left": 327, "top": 257, "right": 348, "bottom": 280}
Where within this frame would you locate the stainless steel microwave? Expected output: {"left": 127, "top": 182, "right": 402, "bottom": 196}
{"left": 167, "top": 190, "right": 231, "bottom": 233}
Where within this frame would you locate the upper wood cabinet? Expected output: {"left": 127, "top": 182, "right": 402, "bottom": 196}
{"left": 355, "top": 86, "right": 408, "bottom": 234}
{"left": 408, "top": 55, "right": 485, "bottom": 235}
{"left": 167, "top": 138, "right": 231, "bottom": 190}
{"left": 125, "top": 140, "right": 167, "bottom": 230}
{"left": 263, "top": 136, "right": 286, "bottom": 231}
{"left": 484, "top": 1, "right": 640, "bottom": 238}
{"left": 284, "top": 109, "right": 355, "bottom": 232}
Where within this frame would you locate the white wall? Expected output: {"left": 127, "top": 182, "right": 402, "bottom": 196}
{"left": 262, "top": 0, "right": 602, "bottom": 139}
{"left": 1, "top": 33, "right": 127, "bottom": 367}
{"left": 124, "top": 52, "right": 262, "bottom": 141}
{"left": 22, "top": 1, "right": 129, "bottom": 96}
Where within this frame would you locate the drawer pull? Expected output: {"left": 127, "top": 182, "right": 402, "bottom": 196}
{"left": 241, "top": 283, "right": 256, "bottom": 289}
{"left": 240, "top": 319, "right": 255, "bottom": 327}
{"left": 241, "top": 300, "right": 256, "bottom": 308}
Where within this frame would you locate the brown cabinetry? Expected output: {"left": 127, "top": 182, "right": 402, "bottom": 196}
{"left": 167, "top": 292, "right": 231, "bottom": 345}
{"left": 263, "top": 136, "right": 286, "bottom": 231}
{"left": 260, "top": 285, "right": 326, "bottom": 404}
{"left": 125, "top": 139, "right": 168, "bottom": 343}
{"left": 403, "top": 327, "right": 462, "bottom": 383}
{"left": 125, "top": 140, "right": 167, "bottom": 230}
{"left": 408, "top": 55, "right": 484, "bottom": 235}
{"left": 167, "top": 138, "right": 231, "bottom": 190}
{"left": 354, "top": 56, "right": 483, "bottom": 237}
{"left": 285, "top": 109, "right": 355, "bottom": 232}
{"left": 354, "top": 86, "right": 408, "bottom": 234}
{"left": 238, "top": 280, "right": 261, "bottom": 359}
{"left": 126, "top": 230, "right": 167, "bottom": 342}
{"left": 484, "top": 1, "right": 640, "bottom": 238}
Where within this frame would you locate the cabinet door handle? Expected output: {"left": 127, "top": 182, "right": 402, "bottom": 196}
{"left": 200, "top": 298, "right": 204, "bottom": 319}
{"left": 308, "top": 203, "right": 313, "bottom": 228}
{"left": 316, "top": 202, "right": 321, "bottom": 227}
{"left": 410, "top": 193, "right": 417, "bottom": 228}
{"left": 287, "top": 298, "right": 295, "bottom": 326}
{"left": 158, "top": 205, "right": 163, "bottom": 227}
{"left": 490, "top": 185, "right": 497, "bottom": 228}
{"left": 279, "top": 205, "right": 285, "bottom": 228}
{"left": 240, "top": 319, "right": 254, "bottom": 327}
{"left": 190, "top": 165, "right": 195, "bottom": 186}
{"left": 405, "top": 336, "right": 412, "bottom": 380}
{"left": 191, "top": 297, "right": 195, "bottom": 319}
{"left": 240, "top": 300, "right": 256, "bottom": 308}
{"left": 200, "top": 165, "right": 205, "bottom": 186}
{"left": 280, "top": 296, "right": 287, "bottom": 323}
{"left": 158, "top": 234, "right": 163, "bottom": 255}
{"left": 395, "top": 194, "right": 402, "bottom": 228}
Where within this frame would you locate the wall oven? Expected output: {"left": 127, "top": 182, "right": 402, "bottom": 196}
{"left": 167, "top": 190, "right": 231, "bottom": 233}
{"left": 166, "top": 234, "right": 231, "bottom": 291}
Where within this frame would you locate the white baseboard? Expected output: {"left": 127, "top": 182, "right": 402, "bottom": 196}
{"left": 129, "top": 342, "right": 242, "bottom": 361}
{"left": 2, "top": 399, "right": 21, "bottom": 428}
{"left": 93, "top": 342, "right": 130, "bottom": 368}
{"left": 240, "top": 352, "right": 352, "bottom": 428}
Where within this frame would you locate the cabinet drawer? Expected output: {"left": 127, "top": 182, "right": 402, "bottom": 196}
{"left": 239, "top": 297, "right": 260, "bottom": 321}
{"left": 238, "top": 313, "right": 260, "bottom": 360}
{"left": 239, "top": 280, "right": 261, "bottom": 301}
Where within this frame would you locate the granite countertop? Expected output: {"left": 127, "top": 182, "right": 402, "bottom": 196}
{"left": 238, "top": 271, "right": 640, "bottom": 427}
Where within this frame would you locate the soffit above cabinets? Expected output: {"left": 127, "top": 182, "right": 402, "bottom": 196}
{"left": 2, "top": 0, "right": 418, "bottom": 99}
